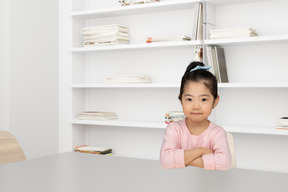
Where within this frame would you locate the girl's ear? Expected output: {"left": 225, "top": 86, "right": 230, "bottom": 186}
{"left": 178, "top": 94, "right": 183, "bottom": 104}
{"left": 213, "top": 95, "right": 220, "bottom": 109}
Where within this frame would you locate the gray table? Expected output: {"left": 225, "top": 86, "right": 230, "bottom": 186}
{"left": 0, "top": 152, "right": 287, "bottom": 192}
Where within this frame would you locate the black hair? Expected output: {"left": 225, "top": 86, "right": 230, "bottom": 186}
{"left": 178, "top": 61, "right": 218, "bottom": 101}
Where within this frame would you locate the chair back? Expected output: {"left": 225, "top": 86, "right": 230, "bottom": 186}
{"left": 0, "top": 130, "right": 26, "bottom": 165}
{"left": 226, "top": 132, "right": 236, "bottom": 168}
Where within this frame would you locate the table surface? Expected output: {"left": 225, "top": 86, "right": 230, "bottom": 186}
{"left": 0, "top": 152, "right": 287, "bottom": 192}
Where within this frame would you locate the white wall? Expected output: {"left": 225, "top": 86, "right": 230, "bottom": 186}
{"left": 0, "top": 0, "right": 59, "bottom": 159}
{"left": 0, "top": 0, "right": 10, "bottom": 132}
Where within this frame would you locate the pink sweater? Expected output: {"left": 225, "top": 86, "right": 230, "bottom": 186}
{"left": 160, "top": 119, "right": 231, "bottom": 170}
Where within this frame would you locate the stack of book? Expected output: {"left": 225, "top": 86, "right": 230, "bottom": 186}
{"left": 105, "top": 75, "right": 151, "bottom": 84}
{"left": 165, "top": 111, "right": 186, "bottom": 124}
{"left": 209, "top": 28, "right": 257, "bottom": 39}
{"left": 146, "top": 35, "right": 191, "bottom": 43}
{"left": 206, "top": 46, "right": 229, "bottom": 83}
{"left": 74, "top": 145, "right": 112, "bottom": 155}
{"left": 277, "top": 117, "right": 288, "bottom": 130}
{"left": 82, "top": 24, "right": 129, "bottom": 46}
{"left": 77, "top": 111, "right": 117, "bottom": 120}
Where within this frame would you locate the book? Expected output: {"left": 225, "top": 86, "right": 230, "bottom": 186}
{"left": 84, "top": 40, "right": 129, "bottom": 46}
{"left": 209, "top": 27, "right": 257, "bottom": 33}
{"left": 277, "top": 117, "right": 288, "bottom": 129}
{"left": 105, "top": 75, "right": 151, "bottom": 84}
{"left": 276, "top": 127, "right": 288, "bottom": 130}
{"left": 77, "top": 111, "right": 117, "bottom": 120}
{"left": 210, "top": 47, "right": 221, "bottom": 82}
{"left": 209, "top": 28, "right": 257, "bottom": 39}
{"left": 83, "top": 32, "right": 129, "bottom": 40}
{"left": 74, "top": 145, "right": 112, "bottom": 155}
{"left": 84, "top": 37, "right": 129, "bottom": 46}
{"left": 165, "top": 111, "right": 185, "bottom": 124}
{"left": 119, "top": 0, "right": 160, "bottom": 6}
{"left": 82, "top": 28, "right": 129, "bottom": 36}
{"left": 210, "top": 32, "right": 257, "bottom": 39}
{"left": 82, "top": 24, "right": 128, "bottom": 32}
{"left": 191, "top": 3, "right": 203, "bottom": 41}
{"left": 214, "top": 46, "right": 229, "bottom": 83}
{"left": 191, "top": 3, "right": 200, "bottom": 41}
{"left": 206, "top": 46, "right": 229, "bottom": 83}
{"left": 146, "top": 35, "right": 191, "bottom": 43}
{"left": 206, "top": 46, "right": 215, "bottom": 75}
{"left": 196, "top": 3, "right": 203, "bottom": 41}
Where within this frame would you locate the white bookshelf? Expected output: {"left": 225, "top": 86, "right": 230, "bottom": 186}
{"left": 60, "top": 0, "right": 288, "bottom": 172}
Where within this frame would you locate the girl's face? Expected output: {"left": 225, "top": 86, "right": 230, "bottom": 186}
{"left": 180, "top": 81, "right": 219, "bottom": 124}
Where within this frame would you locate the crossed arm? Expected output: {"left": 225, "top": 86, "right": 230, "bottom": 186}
{"left": 184, "top": 147, "right": 213, "bottom": 168}
{"left": 160, "top": 123, "right": 231, "bottom": 170}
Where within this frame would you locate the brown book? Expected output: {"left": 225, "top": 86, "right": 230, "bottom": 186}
{"left": 74, "top": 145, "right": 112, "bottom": 155}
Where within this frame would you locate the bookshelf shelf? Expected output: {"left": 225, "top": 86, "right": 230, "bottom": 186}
{"left": 71, "top": 41, "right": 202, "bottom": 53}
{"left": 72, "top": 119, "right": 288, "bottom": 136}
{"left": 207, "top": 0, "right": 277, "bottom": 5}
{"left": 72, "top": 83, "right": 288, "bottom": 88}
{"left": 218, "top": 83, "right": 288, "bottom": 88}
{"left": 224, "top": 125, "right": 288, "bottom": 136}
{"left": 204, "top": 35, "right": 288, "bottom": 46}
{"left": 72, "top": 119, "right": 165, "bottom": 129}
{"left": 71, "top": 0, "right": 202, "bottom": 19}
{"left": 72, "top": 83, "right": 180, "bottom": 88}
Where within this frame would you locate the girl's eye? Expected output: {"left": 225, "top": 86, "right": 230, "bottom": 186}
{"left": 186, "top": 98, "right": 192, "bottom": 102}
{"left": 202, "top": 98, "right": 207, "bottom": 102}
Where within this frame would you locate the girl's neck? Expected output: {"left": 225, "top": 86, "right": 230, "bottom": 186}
{"left": 186, "top": 118, "right": 210, "bottom": 135}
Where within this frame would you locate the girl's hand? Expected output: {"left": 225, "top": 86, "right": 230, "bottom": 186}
{"left": 199, "top": 147, "right": 213, "bottom": 155}
{"left": 185, "top": 148, "right": 213, "bottom": 168}
{"left": 184, "top": 147, "right": 213, "bottom": 166}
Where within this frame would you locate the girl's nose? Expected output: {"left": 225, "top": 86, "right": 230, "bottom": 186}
{"left": 192, "top": 101, "right": 200, "bottom": 110}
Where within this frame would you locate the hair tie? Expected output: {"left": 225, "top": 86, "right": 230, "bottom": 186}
{"left": 190, "top": 65, "right": 211, "bottom": 72}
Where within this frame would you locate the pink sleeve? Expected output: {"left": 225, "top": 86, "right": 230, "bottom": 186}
{"left": 202, "top": 129, "right": 231, "bottom": 170}
{"left": 160, "top": 123, "right": 185, "bottom": 169}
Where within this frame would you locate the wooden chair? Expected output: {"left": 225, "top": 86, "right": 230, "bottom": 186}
{"left": 226, "top": 132, "right": 236, "bottom": 168}
{"left": 0, "top": 130, "right": 26, "bottom": 165}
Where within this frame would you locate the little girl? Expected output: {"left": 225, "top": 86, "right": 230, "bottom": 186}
{"left": 160, "top": 61, "right": 231, "bottom": 170}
